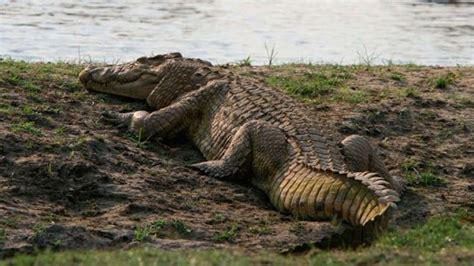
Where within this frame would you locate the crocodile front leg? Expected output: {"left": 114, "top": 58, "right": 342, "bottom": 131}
{"left": 101, "top": 101, "right": 193, "bottom": 138}
{"left": 100, "top": 82, "right": 223, "bottom": 138}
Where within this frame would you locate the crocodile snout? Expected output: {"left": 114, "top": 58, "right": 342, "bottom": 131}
{"left": 78, "top": 68, "right": 91, "bottom": 85}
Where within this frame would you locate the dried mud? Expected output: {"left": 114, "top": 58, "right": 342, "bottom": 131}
{"left": 0, "top": 64, "right": 472, "bottom": 257}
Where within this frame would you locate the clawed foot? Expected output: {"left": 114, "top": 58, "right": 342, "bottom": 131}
{"left": 190, "top": 161, "right": 218, "bottom": 175}
{"left": 191, "top": 161, "right": 237, "bottom": 179}
{"left": 99, "top": 110, "right": 133, "bottom": 128}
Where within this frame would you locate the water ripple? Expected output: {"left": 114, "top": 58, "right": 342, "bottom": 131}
{"left": 0, "top": 0, "right": 472, "bottom": 65}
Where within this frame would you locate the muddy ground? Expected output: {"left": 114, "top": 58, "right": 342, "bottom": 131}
{"left": 0, "top": 62, "right": 472, "bottom": 258}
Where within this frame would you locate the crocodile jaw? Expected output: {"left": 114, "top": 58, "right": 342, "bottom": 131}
{"left": 79, "top": 53, "right": 185, "bottom": 99}
{"left": 79, "top": 66, "right": 159, "bottom": 100}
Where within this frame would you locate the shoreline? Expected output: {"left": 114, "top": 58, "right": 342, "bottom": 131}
{"left": 2, "top": 56, "right": 474, "bottom": 68}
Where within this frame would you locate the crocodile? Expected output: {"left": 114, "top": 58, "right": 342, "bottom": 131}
{"left": 79, "top": 53, "right": 404, "bottom": 241}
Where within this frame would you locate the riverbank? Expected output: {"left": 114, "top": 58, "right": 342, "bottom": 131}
{"left": 0, "top": 59, "right": 473, "bottom": 265}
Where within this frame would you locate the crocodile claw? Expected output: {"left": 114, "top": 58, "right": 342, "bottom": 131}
{"left": 99, "top": 110, "right": 131, "bottom": 128}
{"left": 190, "top": 161, "right": 237, "bottom": 179}
{"left": 190, "top": 162, "right": 213, "bottom": 174}
{"left": 100, "top": 110, "right": 121, "bottom": 124}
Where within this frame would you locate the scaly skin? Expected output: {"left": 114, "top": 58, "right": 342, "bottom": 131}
{"left": 79, "top": 53, "right": 403, "bottom": 240}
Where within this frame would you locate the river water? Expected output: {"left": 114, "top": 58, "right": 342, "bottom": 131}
{"left": 1, "top": 0, "right": 473, "bottom": 65}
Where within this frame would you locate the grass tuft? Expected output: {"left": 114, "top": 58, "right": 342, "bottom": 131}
{"left": 333, "top": 87, "right": 369, "bottom": 104}
{"left": 22, "top": 105, "right": 35, "bottom": 115}
{"left": 401, "top": 159, "right": 445, "bottom": 187}
{"left": 404, "top": 87, "right": 419, "bottom": 98}
{"left": 238, "top": 56, "right": 252, "bottom": 67}
{"left": 390, "top": 73, "right": 405, "bottom": 81}
{"left": 0, "top": 103, "right": 15, "bottom": 114}
{"left": 377, "top": 212, "right": 474, "bottom": 251}
{"left": 266, "top": 72, "right": 343, "bottom": 98}
{"left": 248, "top": 224, "right": 272, "bottom": 235}
{"left": 213, "top": 224, "right": 240, "bottom": 242}
{"left": 134, "top": 220, "right": 167, "bottom": 242}
{"left": 11, "top": 121, "right": 43, "bottom": 136}
{"left": 433, "top": 72, "right": 455, "bottom": 89}
{"left": 123, "top": 128, "right": 150, "bottom": 149}
{"left": 171, "top": 220, "right": 192, "bottom": 236}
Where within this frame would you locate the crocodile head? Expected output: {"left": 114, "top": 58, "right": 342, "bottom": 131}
{"left": 79, "top": 52, "right": 183, "bottom": 99}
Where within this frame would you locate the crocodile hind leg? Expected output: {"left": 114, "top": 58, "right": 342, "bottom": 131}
{"left": 192, "top": 120, "right": 288, "bottom": 184}
{"left": 340, "top": 135, "right": 405, "bottom": 193}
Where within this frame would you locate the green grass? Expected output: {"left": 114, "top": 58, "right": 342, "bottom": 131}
{"left": 4, "top": 73, "right": 41, "bottom": 93}
{"left": 134, "top": 220, "right": 167, "bottom": 242}
{"left": 264, "top": 67, "right": 360, "bottom": 104}
{"left": 401, "top": 159, "right": 445, "bottom": 187}
{"left": 266, "top": 72, "right": 342, "bottom": 98}
{"left": 170, "top": 220, "right": 192, "bottom": 236}
{"left": 212, "top": 213, "right": 226, "bottom": 223}
{"left": 238, "top": 56, "right": 252, "bottom": 67}
{"left": 406, "top": 171, "right": 445, "bottom": 187}
{"left": 448, "top": 93, "right": 474, "bottom": 107}
{"left": 377, "top": 86, "right": 420, "bottom": 100}
{"left": 54, "top": 126, "right": 67, "bottom": 136}
{"left": 248, "top": 223, "right": 272, "bottom": 235}
{"left": 134, "top": 219, "right": 193, "bottom": 242}
{"left": 433, "top": 72, "right": 455, "bottom": 89}
{"left": 0, "top": 103, "right": 15, "bottom": 114}
{"left": 377, "top": 213, "right": 473, "bottom": 252}
{"left": 0, "top": 59, "right": 82, "bottom": 93}
{"left": 3, "top": 249, "right": 295, "bottom": 266}
{"left": 123, "top": 128, "right": 150, "bottom": 149}
{"left": 21, "top": 105, "right": 38, "bottom": 115}
{"left": 389, "top": 73, "right": 405, "bottom": 81}
{"left": 261, "top": 65, "right": 431, "bottom": 104}
{"left": 133, "top": 226, "right": 154, "bottom": 242}
{"left": 213, "top": 224, "right": 240, "bottom": 242}
{"left": 11, "top": 121, "right": 43, "bottom": 136}
{"left": 332, "top": 87, "right": 369, "bottom": 104}
{"left": 4, "top": 213, "right": 473, "bottom": 265}
{"left": 434, "top": 77, "right": 448, "bottom": 89}
{"left": 403, "top": 87, "right": 419, "bottom": 98}
{"left": 59, "top": 80, "right": 82, "bottom": 92}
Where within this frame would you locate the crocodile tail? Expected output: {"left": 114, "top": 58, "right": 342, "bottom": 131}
{"left": 338, "top": 170, "right": 399, "bottom": 226}
{"left": 273, "top": 163, "right": 400, "bottom": 228}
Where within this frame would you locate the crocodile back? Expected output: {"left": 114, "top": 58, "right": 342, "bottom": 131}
{"left": 217, "top": 76, "right": 347, "bottom": 173}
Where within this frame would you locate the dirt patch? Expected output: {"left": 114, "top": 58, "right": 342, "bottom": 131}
{"left": 0, "top": 63, "right": 472, "bottom": 257}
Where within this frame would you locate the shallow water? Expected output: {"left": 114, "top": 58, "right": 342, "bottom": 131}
{"left": 0, "top": 0, "right": 473, "bottom": 65}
